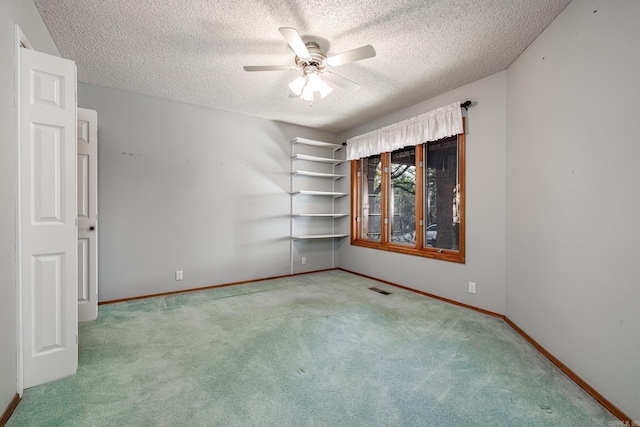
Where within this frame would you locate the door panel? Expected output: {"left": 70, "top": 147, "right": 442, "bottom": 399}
{"left": 77, "top": 108, "right": 98, "bottom": 322}
{"left": 20, "top": 47, "right": 77, "bottom": 388}
{"left": 77, "top": 238, "right": 90, "bottom": 303}
{"left": 33, "top": 253, "right": 66, "bottom": 352}
{"left": 32, "top": 124, "right": 65, "bottom": 222}
{"left": 77, "top": 154, "right": 89, "bottom": 218}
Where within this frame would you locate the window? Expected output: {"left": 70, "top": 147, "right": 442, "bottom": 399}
{"left": 350, "top": 128, "right": 465, "bottom": 263}
{"left": 360, "top": 154, "right": 382, "bottom": 242}
{"left": 390, "top": 147, "right": 417, "bottom": 246}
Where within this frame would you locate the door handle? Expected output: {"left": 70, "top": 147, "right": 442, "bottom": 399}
{"left": 89, "top": 226, "right": 95, "bottom": 231}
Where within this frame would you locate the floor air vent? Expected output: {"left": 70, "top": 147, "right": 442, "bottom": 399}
{"left": 369, "top": 287, "right": 391, "bottom": 295}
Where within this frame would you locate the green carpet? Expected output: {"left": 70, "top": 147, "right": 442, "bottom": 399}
{"left": 8, "top": 270, "right": 617, "bottom": 426}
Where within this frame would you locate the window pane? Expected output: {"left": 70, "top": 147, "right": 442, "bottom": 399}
{"left": 360, "top": 155, "right": 382, "bottom": 242}
{"left": 425, "top": 137, "right": 459, "bottom": 250}
{"left": 390, "top": 147, "right": 416, "bottom": 246}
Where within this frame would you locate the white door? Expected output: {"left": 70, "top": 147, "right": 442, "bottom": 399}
{"left": 19, "top": 47, "right": 78, "bottom": 388}
{"left": 77, "top": 108, "right": 98, "bottom": 322}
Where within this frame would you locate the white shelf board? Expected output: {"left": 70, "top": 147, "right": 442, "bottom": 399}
{"left": 291, "top": 137, "right": 342, "bottom": 151}
{"left": 291, "top": 233, "right": 349, "bottom": 240}
{"left": 292, "top": 170, "right": 345, "bottom": 180}
{"left": 292, "top": 154, "right": 344, "bottom": 165}
{"left": 291, "top": 213, "right": 348, "bottom": 218}
{"left": 290, "top": 190, "right": 348, "bottom": 198}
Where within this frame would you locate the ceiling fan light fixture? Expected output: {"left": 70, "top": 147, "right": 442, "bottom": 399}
{"left": 301, "top": 85, "right": 315, "bottom": 101}
{"left": 318, "top": 80, "right": 333, "bottom": 98}
{"left": 289, "top": 76, "right": 306, "bottom": 96}
{"left": 312, "top": 73, "right": 333, "bottom": 98}
{"left": 292, "top": 70, "right": 333, "bottom": 101}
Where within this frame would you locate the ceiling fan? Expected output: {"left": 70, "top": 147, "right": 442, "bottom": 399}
{"left": 244, "top": 27, "right": 376, "bottom": 101}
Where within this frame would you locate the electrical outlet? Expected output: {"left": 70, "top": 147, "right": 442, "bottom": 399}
{"left": 301, "top": 257, "right": 307, "bottom": 265}
{"left": 176, "top": 270, "right": 183, "bottom": 281}
{"left": 469, "top": 281, "right": 476, "bottom": 294}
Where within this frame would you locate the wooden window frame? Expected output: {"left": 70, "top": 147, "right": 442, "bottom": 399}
{"left": 350, "top": 124, "right": 465, "bottom": 263}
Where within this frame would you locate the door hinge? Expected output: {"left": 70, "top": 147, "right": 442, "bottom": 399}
{"left": 357, "top": 171, "right": 361, "bottom": 177}
{"left": 384, "top": 218, "right": 389, "bottom": 224}
{"left": 384, "top": 167, "right": 389, "bottom": 173}
{"left": 419, "top": 161, "right": 424, "bottom": 167}
{"left": 356, "top": 217, "right": 361, "bottom": 222}
{"left": 419, "top": 219, "right": 424, "bottom": 226}
{"left": 76, "top": 335, "right": 78, "bottom": 344}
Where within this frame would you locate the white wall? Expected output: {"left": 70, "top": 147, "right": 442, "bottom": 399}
{"left": 0, "top": 0, "right": 60, "bottom": 412}
{"left": 506, "top": 0, "right": 640, "bottom": 420}
{"left": 337, "top": 71, "right": 507, "bottom": 315}
{"left": 77, "top": 84, "right": 338, "bottom": 301}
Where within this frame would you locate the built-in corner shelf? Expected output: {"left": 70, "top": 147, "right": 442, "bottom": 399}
{"left": 291, "top": 233, "right": 349, "bottom": 240}
{"left": 290, "top": 137, "right": 348, "bottom": 251}
{"left": 292, "top": 170, "right": 345, "bottom": 180}
{"left": 291, "top": 213, "right": 348, "bottom": 218}
{"left": 290, "top": 190, "right": 347, "bottom": 198}
{"left": 292, "top": 153, "right": 345, "bottom": 165}
{"left": 292, "top": 137, "right": 343, "bottom": 151}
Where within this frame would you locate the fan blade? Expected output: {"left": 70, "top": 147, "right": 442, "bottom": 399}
{"left": 243, "top": 65, "right": 296, "bottom": 72}
{"left": 323, "top": 72, "right": 361, "bottom": 93}
{"left": 279, "top": 27, "right": 311, "bottom": 59}
{"left": 324, "top": 45, "right": 376, "bottom": 67}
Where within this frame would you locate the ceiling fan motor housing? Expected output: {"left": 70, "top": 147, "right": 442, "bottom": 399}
{"left": 295, "top": 42, "right": 327, "bottom": 71}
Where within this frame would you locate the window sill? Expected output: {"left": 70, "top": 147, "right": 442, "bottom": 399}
{"left": 350, "top": 239, "right": 465, "bottom": 264}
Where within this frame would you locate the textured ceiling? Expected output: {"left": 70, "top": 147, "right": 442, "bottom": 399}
{"left": 34, "top": 0, "right": 571, "bottom": 133}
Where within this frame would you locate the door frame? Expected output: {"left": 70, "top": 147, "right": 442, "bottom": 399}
{"left": 15, "top": 23, "right": 32, "bottom": 397}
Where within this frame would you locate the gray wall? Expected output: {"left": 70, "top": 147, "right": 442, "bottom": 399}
{"left": 337, "top": 0, "right": 640, "bottom": 418}
{"left": 337, "top": 72, "right": 508, "bottom": 315}
{"left": 505, "top": 0, "right": 640, "bottom": 419}
{"left": 0, "top": 0, "right": 60, "bottom": 412}
{"left": 77, "top": 84, "right": 338, "bottom": 301}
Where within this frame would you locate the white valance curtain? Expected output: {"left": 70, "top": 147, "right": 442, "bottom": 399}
{"left": 346, "top": 101, "right": 463, "bottom": 160}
